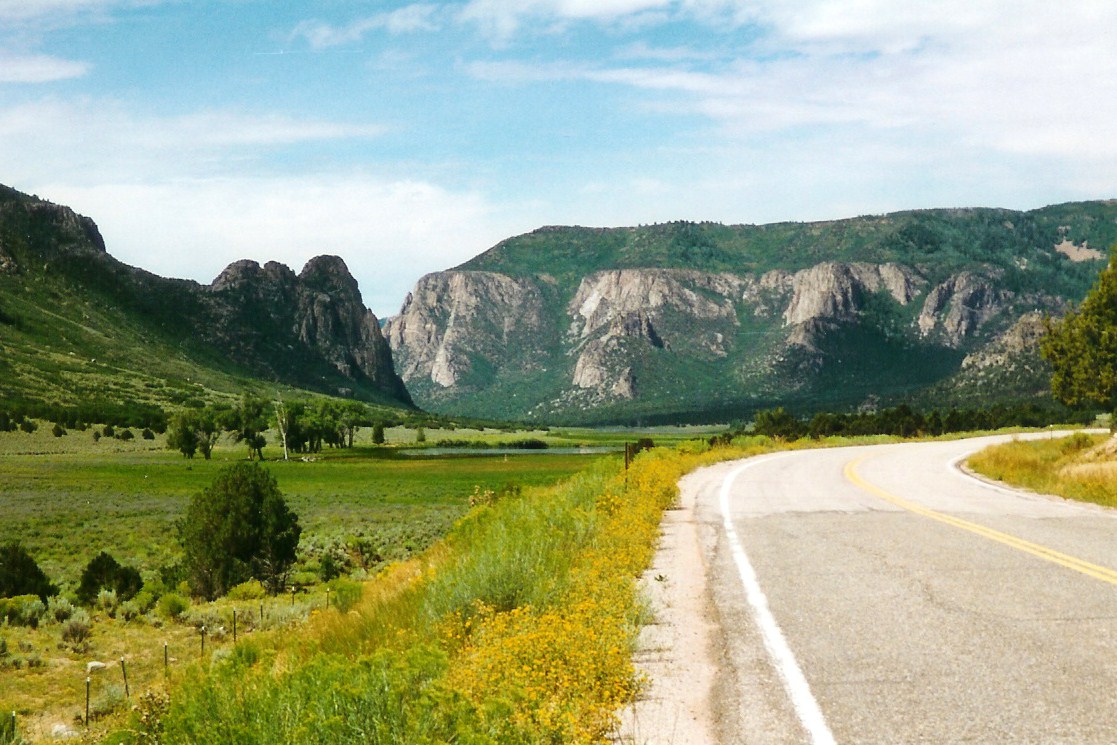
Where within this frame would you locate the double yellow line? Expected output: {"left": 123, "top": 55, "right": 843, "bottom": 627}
{"left": 844, "top": 456, "right": 1117, "bottom": 587}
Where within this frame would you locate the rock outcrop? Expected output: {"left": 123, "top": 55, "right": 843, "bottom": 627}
{"left": 917, "top": 272, "right": 1009, "bottom": 346}
{"left": 386, "top": 219, "right": 1096, "bottom": 422}
{"left": 0, "top": 185, "right": 411, "bottom": 406}
{"left": 385, "top": 271, "right": 550, "bottom": 389}
{"left": 206, "top": 255, "right": 410, "bottom": 402}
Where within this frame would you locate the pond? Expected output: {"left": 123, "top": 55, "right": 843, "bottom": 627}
{"left": 399, "top": 446, "right": 623, "bottom": 457}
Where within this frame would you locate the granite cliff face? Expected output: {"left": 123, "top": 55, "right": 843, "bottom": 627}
{"left": 387, "top": 208, "right": 1114, "bottom": 423}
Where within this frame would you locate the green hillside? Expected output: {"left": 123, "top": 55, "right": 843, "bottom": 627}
{"left": 391, "top": 203, "right": 1117, "bottom": 424}
{"left": 0, "top": 185, "right": 413, "bottom": 424}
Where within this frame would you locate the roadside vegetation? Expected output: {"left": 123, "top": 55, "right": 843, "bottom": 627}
{"left": 968, "top": 431, "right": 1117, "bottom": 508}
{"left": 0, "top": 421, "right": 606, "bottom": 741}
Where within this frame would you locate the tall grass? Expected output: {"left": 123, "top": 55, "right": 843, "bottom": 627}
{"left": 120, "top": 439, "right": 777, "bottom": 744}
{"left": 967, "top": 432, "right": 1117, "bottom": 507}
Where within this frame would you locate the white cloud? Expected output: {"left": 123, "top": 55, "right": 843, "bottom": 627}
{"left": 0, "top": 99, "right": 385, "bottom": 184}
{"left": 0, "top": 0, "right": 160, "bottom": 25}
{"left": 460, "top": 0, "right": 671, "bottom": 39}
{"left": 0, "top": 53, "right": 89, "bottom": 83}
{"left": 292, "top": 4, "right": 442, "bottom": 49}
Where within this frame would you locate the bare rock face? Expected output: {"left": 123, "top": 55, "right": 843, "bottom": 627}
{"left": 783, "top": 262, "right": 921, "bottom": 326}
{"left": 207, "top": 255, "right": 409, "bottom": 402}
{"left": 569, "top": 269, "right": 741, "bottom": 339}
{"left": 918, "top": 272, "right": 1009, "bottom": 346}
{"left": 384, "top": 271, "right": 548, "bottom": 388}
{"left": 566, "top": 269, "right": 741, "bottom": 400}
{"left": 961, "top": 312, "right": 1047, "bottom": 370}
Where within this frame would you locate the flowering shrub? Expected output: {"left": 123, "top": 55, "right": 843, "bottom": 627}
{"left": 153, "top": 440, "right": 775, "bottom": 744}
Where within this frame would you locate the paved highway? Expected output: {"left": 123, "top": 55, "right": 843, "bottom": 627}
{"left": 680, "top": 434, "right": 1117, "bottom": 744}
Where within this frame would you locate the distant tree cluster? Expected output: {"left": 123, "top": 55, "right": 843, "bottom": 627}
{"left": 747, "top": 403, "right": 1091, "bottom": 442}
{"left": 165, "top": 393, "right": 378, "bottom": 461}
{"left": 0, "top": 401, "right": 166, "bottom": 432}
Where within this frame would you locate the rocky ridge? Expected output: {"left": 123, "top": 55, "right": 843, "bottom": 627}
{"left": 386, "top": 207, "right": 1114, "bottom": 422}
{"left": 0, "top": 185, "right": 411, "bottom": 407}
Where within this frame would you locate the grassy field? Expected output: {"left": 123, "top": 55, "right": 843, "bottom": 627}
{"left": 0, "top": 423, "right": 615, "bottom": 741}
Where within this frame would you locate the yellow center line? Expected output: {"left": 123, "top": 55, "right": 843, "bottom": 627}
{"left": 844, "top": 455, "right": 1117, "bottom": 587}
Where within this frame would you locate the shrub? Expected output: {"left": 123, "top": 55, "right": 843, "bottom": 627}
{"left": 77, "top": 552, "right": 143, "bottom": 605}
{"left": 157, "top": 593, "right": 190, "bottom": 620}
{"left": 0, "top": 595, "right": 45, "bottom": 628}
{"left": 95, "top": 589, "right": 119, "bottom": 617}
{"left": 142, "top": 428, "right": 155, "bottom": 440}
{"left": 180, "top": 463, "right": 301, "bottom": 599}
{"left": 1060, "top": 431, "right": 1095, "bottom": 455}
{"left": 326, "top": 578, "right": 362, "bottom": 612}
{"left": 51, "top": 422, "right": 66, "bottom": 437}
{"left": 227, "top": 580, "right": 266, "bottom": 601}
{"left": 131, "top": 589, "right": 157, "bottom": 614}
{"left": 102, "top": 425, "right": 115, "bottom": 438}
{"left": 0, "top": 542, "right": 57, "bottom": 601}
{"left": 18, "top": 418, "right": 36, "bottom": 434}
{"left": 47, "top": 595, "right": 74, "bottom": 623}
{"left": 61, "top": 610, "right": 92, "bottom": 647}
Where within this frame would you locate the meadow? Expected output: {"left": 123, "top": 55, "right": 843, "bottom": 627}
{"left": 0, "top": 423, "right": 618, "bottom": 742}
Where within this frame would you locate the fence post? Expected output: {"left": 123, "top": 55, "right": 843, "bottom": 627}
{"left": 164, "top": 642, "right": 169, "bottom": 678}
{"left": 85, "top": 676, "right": 91, "bottom": 726}
{"left": 233, "top": 609, "right": 238, "bottom": 643}
{"left": 200, "top": 625, "right": 206, "bottom": 657}
{"left": 120, "top": 656, "right": 130, "bottom": 699}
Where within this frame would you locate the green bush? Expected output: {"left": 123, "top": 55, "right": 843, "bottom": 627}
{"left": 0, "top": 542, "right": 57, "bottom": 601}
{"left": 227, "top": 580, "right": 266, "bottom": 601}
{"left": 157, "top": 593, "right": 190, "bottom": 620}
{"left": 76, "top": 552, "right": 143, "bottom": 606}
{"left": 326, "top": 578, "right": 362, "bottom": 612}
{"left": 0, "top": 594, "right": 45, "bottom": 628}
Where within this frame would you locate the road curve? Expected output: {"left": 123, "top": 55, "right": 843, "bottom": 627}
{"left": 649, "top": 434, "right": 1117, "bottom": 744}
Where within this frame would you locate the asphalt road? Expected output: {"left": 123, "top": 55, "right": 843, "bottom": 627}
{"left": 685, "top": 434, "right": 1117, "bottom": 744}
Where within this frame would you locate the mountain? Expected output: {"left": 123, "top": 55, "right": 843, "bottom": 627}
{"left": 0, "top": 184, "right": 411, "bottom": 417}
{"left": 386, "top": 206, "right": 1117, "bottom": 424}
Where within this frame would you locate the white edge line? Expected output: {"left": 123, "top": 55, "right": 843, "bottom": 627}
{"left": 719, "top": 454, "right": 837, "bottom": 745}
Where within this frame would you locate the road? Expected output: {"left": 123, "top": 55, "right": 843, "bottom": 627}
{"left": 627, "top": 434, "right": 1117, "bottom": 744}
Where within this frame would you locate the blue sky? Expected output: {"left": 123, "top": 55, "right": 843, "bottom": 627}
{"left": 3, "top": 1, "right": 1116, "bottom": 316}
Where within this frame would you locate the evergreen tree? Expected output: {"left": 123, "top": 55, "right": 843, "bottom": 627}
{"left": 179, "top": 463, "right": 301, "bottom": 599}
{"left": 1042, "top": 247, "right": 1117, "bottom": 419}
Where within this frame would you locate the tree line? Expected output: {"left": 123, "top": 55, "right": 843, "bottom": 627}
{"left": 166, "top": 394, "right": 387, "bottom": 460}
{"left": 746, "top": 402, "right": 1095, "bottom": 441}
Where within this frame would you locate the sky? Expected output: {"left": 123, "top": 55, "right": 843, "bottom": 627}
{"left": 2, "top": 1, "right": 1117, "bottom": 317}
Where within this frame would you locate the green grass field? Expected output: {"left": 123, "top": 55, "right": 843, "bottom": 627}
{"left": 0, "top": 425, "right": 612, "bottom": 589}
{"left": 0, "top": 422, "right": 619, "bottom": 742}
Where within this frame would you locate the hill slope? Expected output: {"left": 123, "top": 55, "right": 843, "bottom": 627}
{"left": 0, "top": 184, "right": 412, "bottom": 419}
{"left": 386, "top": 205, "right": 1116, "bottom": 424}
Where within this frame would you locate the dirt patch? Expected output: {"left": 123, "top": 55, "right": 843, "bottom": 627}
{"left": 1054, "top": 238, "right": 1104, "bottom": 263}
{"left": 615, "top": 480, "right": 719, "bottom": 744}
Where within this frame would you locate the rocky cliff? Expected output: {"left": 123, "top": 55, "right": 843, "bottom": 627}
{"left": 388, "top": 207, "right": 1115, "bottom": 423}
{"left": 0, "top": 185, "right": 410, "bottom": 408}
